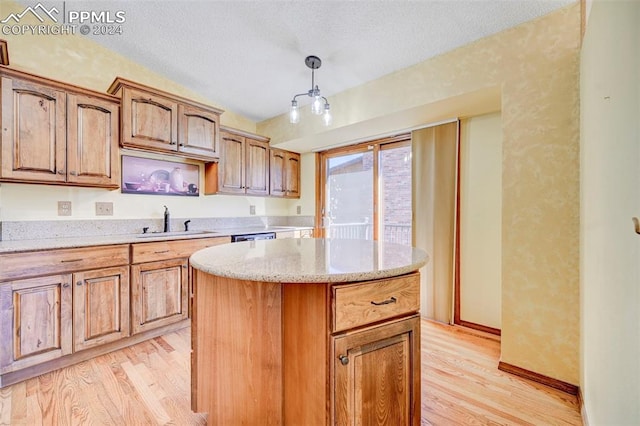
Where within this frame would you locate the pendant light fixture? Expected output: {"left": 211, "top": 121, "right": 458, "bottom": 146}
{"left": 289, "top": 55, "right": 332, "bottom": 126}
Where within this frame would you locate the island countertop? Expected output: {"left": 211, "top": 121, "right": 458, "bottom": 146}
{"left": 189, "top": 237, "right": 428, "bottom": 283}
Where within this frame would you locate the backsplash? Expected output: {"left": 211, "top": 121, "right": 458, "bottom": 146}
{"left": 0, "top": 216, "right": 314, "bottom": 241}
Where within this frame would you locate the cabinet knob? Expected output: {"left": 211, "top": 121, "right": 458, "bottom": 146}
{"left": 170, "top": 141, "right": 177, "bottom": 145}
{"left": 70, "top": 171, "right": 76, "bottom": 176}
{"left": 58, "top": 170, "right": 65, "bottom": 175}
{"left": 76, "top": 281, "right": 83, "bottom": 286}
{"left": 339, "top": 355, "right": 349, "bottom": 366}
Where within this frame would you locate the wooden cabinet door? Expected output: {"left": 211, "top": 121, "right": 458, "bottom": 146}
{"left": 0, "top": 76, "right": 66, "bottom": 182}
{"left": 218, "top": 131, "right": 246, "bottom": 194}
{"left": 269, "top": 149, "right": 286, "bottom": 197}
{"left": 245, "top": 138, "right": 269, "bottom": 195}
{"left": 73, "top": 266, "right": 130, "bottom": 352}
{"left": 131, "top": 258, "right": 188, "bottom": 334}
{"left": 333, "top": 316, "right": 420, "bottom": 426}
{"left": 178, "top": 104, "right": 220, "bottom": 160}
{"left": 121, "top": 88, "right": 178, "bottom": 151}
{"left": 270, "top": 149, "right": 300, "bottom": 198}
{"left": 0, "top": 274, "right": 72, "bottom": 374}
{"left": 284, "top": 151, "right": 301, "bottom": 198}
{"left": 66, "top": 93, "right": 119, "bottom": 187}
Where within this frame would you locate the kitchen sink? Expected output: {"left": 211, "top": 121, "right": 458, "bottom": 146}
{"left": 135, "top": 230, "right": 221, "bottom": 238}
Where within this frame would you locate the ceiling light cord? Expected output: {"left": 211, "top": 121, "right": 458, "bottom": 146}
{"left": 290, "top": 55, "right": 332, "bottom": 126}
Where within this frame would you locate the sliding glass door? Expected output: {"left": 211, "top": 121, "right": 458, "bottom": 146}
{"left": 318, "top": 136, "right": 411, "bottom": 244}
{"left": 323, "top": 148, "right": 375, "bottom": 240}
{"left": 379, "top": 142, "right": 412, "bottom": 245}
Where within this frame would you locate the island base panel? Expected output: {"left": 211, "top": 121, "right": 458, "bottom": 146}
{"left": 192, "top": 270, "right": 282, "bottom": 425}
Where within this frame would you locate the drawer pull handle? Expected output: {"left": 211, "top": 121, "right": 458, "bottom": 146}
{"left": 61, "top": 258, "right": 83, "bottom": 263}
{"left": 371, "top": 296, "right": 397, "bottom": 306}
{"left": 154, "top": 250, "right": 170, "bottom": 254}
{"left": 339, "top": 355, "right": 349, "bottom": 366}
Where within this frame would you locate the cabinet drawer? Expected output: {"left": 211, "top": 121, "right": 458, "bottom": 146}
{"left": 0, "top": 245, "right": 130, "bottom": 282}
{"left": 332, "top": 273, "right": 420, "bottom": 332}
{"left": 131, "top": 236, "right": 230, "bottom": 264}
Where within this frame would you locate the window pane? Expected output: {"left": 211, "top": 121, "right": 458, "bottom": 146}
{"left": 326, "top": 152, "right": 374, "bottom": 240}
{"left": 379, "top": 145, "right": 412, "bottom": 245}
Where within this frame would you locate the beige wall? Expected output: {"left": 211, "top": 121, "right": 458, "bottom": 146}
{"left": 0, "top": 0, "right": 298, "bottom": 222}
{"left": 580, "top": 0, "right": 639, "bottom": 423}
{"left": 0, "top": 0, "right": 583, "bottom": 385}
{"left": 263, "top": 6, "right": 582, "bottom": 384}
{"left": 459, "top": 112, "right": 502, "bottom": 330}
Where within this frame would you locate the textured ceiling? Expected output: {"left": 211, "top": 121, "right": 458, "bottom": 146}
{"left": 61, "top": 0, "right": 572, "bottom": 122}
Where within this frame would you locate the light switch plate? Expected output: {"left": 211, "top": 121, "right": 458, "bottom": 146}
{"left": 58, "top": 201, "right": 72, "bottom": 216}
{"left": 249, "top": 205, "right": 256, "bottom": 215}
{"left": 96, "top": 201, "right": 113, "bottom": 216}
{"left": 296, "top": 205, "right": 301, "bottom": 215}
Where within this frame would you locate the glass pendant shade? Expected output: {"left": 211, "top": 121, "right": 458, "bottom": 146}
{"left": 289, "top": 101, "right": 299, "bottom": 124}
{"left": 312, "top": 95, "right": 323, "bottom": 115}
{"left": 323, "top": 104, "right": 332, "bottom": 126}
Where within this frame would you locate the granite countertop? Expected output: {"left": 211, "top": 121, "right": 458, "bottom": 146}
{"left": 0, "top": 226, "right": 312, "bottom": 254}
{"left": 190, "top": 238, "right": 428, "bottom": 283}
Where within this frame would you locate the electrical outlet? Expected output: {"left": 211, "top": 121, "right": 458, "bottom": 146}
{"left": 296, "top": 205, "right": 301, "bottom": 215}
{"left": 95, "top": 201, "right": 113, "bottom": 216}
{"left": 58, "top": 201, "right": 72, "bottom": 216}
{"left": 249, "top": 205, "right": 256, "bottom": 215}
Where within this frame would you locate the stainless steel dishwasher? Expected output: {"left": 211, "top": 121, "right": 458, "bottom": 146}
{"left": 230, "top": 232, "right": 276, "bottom": 242}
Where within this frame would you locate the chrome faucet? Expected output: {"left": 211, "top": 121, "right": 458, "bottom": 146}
{"left": 163, "top": 205, "right": 170, "bottom": 232}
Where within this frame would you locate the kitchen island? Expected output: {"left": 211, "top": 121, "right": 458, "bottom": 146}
{"left": 190, "top": 238, "right": 428, "bottom": 425}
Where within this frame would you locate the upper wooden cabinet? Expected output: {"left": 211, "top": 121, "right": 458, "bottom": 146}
{"left": 270, "top": 148, "right": 300, "bottom": 198}
{"left": 206, "top": 126, "right": 301, "bottom": 198}
{"left": 108, "top": 78, "right": 223, "bottom": 161}
{"left": 216, "top": 127, "right": 269, "bottom": 195}
{"left": 0, "top": 68, "right": 119, "bottom": 188}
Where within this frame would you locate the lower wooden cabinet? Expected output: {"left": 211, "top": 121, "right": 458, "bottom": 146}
{"left": 73, "top": 266, "right": 130, "bottom": 352}
{"left": 0, "top": 274, "right": 73, "bottom": 374}
{"left": 130, "top": 236, "right": 229, "bottom": 335}
{"left": 1, "top": 267, "right": 129, "bottom": 372}
{"left": 130, "top": 258, "right": 188, "bottom": 334}
{"left": 333, "top": 316, "right": 420, "bottom": 425}
{"left": 192, "top": 270, "right": 421, "bottom": 425}
{"left": 0, "top": 235, "right": 229, "bottom": 387}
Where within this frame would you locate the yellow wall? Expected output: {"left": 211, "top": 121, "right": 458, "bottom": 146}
{"left": 580, "top": 0, "right": 639, "bottom": 423}
{"left": 0, "top": 0, "right": 298, "bottom": 222}
{"left": 459, "top": 112, "right": 502, "bottom": 330}
{"left": 262, "top": 6, "right": 582, "bottom": 384}
{"left": 0, "top": 0, "right": 582, "bottom": 385}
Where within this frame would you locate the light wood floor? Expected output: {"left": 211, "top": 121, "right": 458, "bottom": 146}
{"left": 0, "top": 319, "right": 582, "bottom": 425}
{"left": 422, "top": 320, "right": 582, "bottom": 425}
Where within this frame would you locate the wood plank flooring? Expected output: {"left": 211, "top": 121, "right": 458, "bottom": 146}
{"left": 0, "top": 319, "right": 582, "bottom": 425}
{"left": 422, "top": 320, "right": 582, "bottom": 425}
